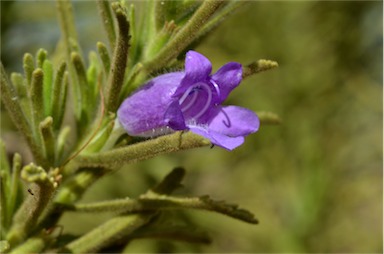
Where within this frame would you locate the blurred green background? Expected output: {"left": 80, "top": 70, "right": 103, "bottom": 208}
{"left": 1, "top": 1, "right": 382, "bottom": 253}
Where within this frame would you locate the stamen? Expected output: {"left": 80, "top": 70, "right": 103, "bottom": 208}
{"left": 193, "top": 82, "right": 212, "bottom": 119}
{"left": 210, "top": 79, "right": 221, "bottom": 99}
{"left": 180, "top": 88, "right": 198, "bottom": 111}
{"left": 179, "top": 86, "right": 195, "bottom": 105}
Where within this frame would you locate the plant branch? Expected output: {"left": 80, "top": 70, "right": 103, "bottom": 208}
{"left": 66, "top": 193, "right": 258, "bottom": 224}
{"left": 73, "top": 131, "right": 210, "bottom": 169}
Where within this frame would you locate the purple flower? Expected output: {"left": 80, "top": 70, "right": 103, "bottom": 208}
{"left": 117, "top": 51, "right": 259, "bottom": 150}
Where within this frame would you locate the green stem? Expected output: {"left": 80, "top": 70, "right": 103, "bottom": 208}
{"left": 0, "top": 64, "right": 45, "bottom": 165}
{"left": 105, "top": 3, "right": 130, "bottom": 113}
{"left": 65, "top": 213, "right": 153, "bottom": 253}
{"left": 143, "top": 0, "right": 224, "bottom": 73}
{"left": 74, "top": 131, "right": 210, "bottom": 169}
{"left": 67, "top": 193, "right": 258, "bottom": 224}
{"left": 97, "top": 0, "right": 116, "bottom": 50}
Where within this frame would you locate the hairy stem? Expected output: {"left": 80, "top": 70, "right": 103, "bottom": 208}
{"left": 74, "top": 131, "right": 210, "bottom": 169}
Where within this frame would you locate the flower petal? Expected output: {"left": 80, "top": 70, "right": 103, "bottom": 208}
{"left": 208, "top": 106, "right": 259, "bottom": 137}
{"left": 211, "top": 62, "right": 242, "bottom": 102}
{"left": 164, "top": 100, "right": 187, "bottom": 130}
{"left": 173, "top": 51, "right": 212, "bottom": 98}
{"left": 189, "top": 126, "right": 244, "bottom": 150}
{"left": 117, "top": 72, "right": 183, "bottom": 136}
{"left": 185, "top": 50, "right": 212, "bottom": 81}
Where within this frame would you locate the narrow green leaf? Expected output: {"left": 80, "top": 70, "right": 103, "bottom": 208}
{"left": 7, "top": 154, "right": 22, "bottom": 229}
{"left": 10, "top": 72, "right": 26, "bottom": 98}
{"left": 51, "top": 62, "right": 67, "bottom": 131}
{"left": 0, "top": 140, "right": 11, "bottom": 176}
{"left": 10, "top": 72, "right": 32, "bottom": 121}
{"left": 56, "top": 126, "right": 70, "bottom": 164}
{"left": 97, "top": 0, "right": 116, "bottom": 50}
{"left": 39, "top": 117, "right": 55, "bottom": 165}
{"left": 257, "top": 111, "right": 282, "bottom": 125}
{"left": 23, "top": 53, "right": 35, "bottom": 86}
{"left": 30, "top": 68, "right": 44, "bottom": 124}
{"left": 71, "top": 52, "right": 90, "bottom": 129}
{"left": 36, "top": 49, "right": 47, "bottom": 69}
{"left": 0, "top": 141, "right": 11, "bottom": 232}
{"left": 69, "top": 193, "right": 258, "bottom": 224}
{"left": 127, "top": 4, "right": 139, "bottom": 66}
{"left": 106, "top": 3, "right": 130, "bottom": 112}
{"left": 87, "top": 51, "right": 100, "bottom": 104}
{"left": 152, "top": 167, "right": 186, "bottom": 195}
{"left": 144, "top": 20, "right": 178, "bottom": 60}
{"left": 242, "top": 59, "right": 279, "bottom": 79}
{"left": 57, "top": 72, "right": 69, "bottom": 132}
{"left": 83, "top": 119, "right": 115, "bottom": 154}
{"left": 0, "top": 64, "right": 45, "bottom": 165}
{"left": 42, "top": 60, "right": 54, "bottom": 117}
{"left": 96, "top": 42, "right": 111, "bottom": 77}
{"left": 56, "top": 0, "right": 79, "bottom": 54}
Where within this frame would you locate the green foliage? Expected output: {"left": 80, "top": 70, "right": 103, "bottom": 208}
{"left": 0, "top": 0, "right": 278, "bottom": 253}
{"left": 1, "top": 0, "right": 381, "bottom": 253}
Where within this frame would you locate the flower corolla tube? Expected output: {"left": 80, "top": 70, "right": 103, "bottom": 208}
{"left": 117, "top": 51, "right": 260, "bottom": 150}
